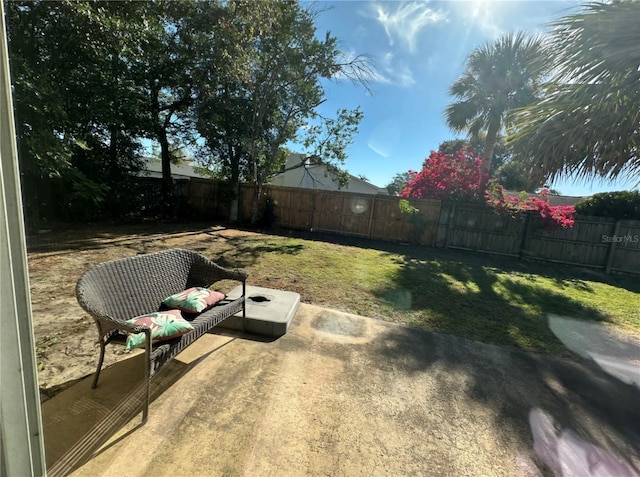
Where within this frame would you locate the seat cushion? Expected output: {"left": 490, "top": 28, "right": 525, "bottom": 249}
{"left": 162, "top": 287, "right": 226, "bottom": 313}
{"left": 125, "top": 310, "right": 194, "bottom": 350}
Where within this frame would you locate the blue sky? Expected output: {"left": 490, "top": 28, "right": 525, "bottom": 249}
{"left": 295, "top": 0, "right": 638, "bottom": 196}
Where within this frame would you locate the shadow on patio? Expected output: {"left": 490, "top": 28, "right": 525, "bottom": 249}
{"left": 43, "top": 304, "right": 640, "bottom": 477}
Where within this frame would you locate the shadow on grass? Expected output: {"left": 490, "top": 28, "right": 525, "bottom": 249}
{"left": 27, "top": 221, "right": 639, "bottom": 294}
{"left": 259, "top": 226, "right": 640, "bottom": 295}
{"left": 215, "top": 235, "right": 305, "bottom": 269}
{"left": 370, "top": 254, "right": 640, "bottom": 467}
{"left": 376, "top": 258, "right": 608, "bottom": 356}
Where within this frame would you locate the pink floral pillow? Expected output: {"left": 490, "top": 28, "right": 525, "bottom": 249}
{"left": 162, "top": 287, "right": 226, "bottom": 313}
{"left": 125, "top": 310, "right": 194, "bottom": 350}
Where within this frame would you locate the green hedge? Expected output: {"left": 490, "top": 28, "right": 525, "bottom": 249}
{"left": 574, "top": 191, "right": 640, "bottom": 220}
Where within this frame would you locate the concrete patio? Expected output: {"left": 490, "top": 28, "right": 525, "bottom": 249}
{"left": 42, "top": 304, "right": 640, "bottom": 476}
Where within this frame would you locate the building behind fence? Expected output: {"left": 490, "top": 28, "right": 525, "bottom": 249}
{"left": 186, "top": 178, "right": 640, "bottom": 275}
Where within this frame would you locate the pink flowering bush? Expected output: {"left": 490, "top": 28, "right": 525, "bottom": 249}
{"left": 399, "top": 149, "right": 576, "bottom": 232}
{"left": 399, "top": 150, "right": 487, "bottom": 202}
{"left": 486, "top": 182, "right": 575, "bottom": 231}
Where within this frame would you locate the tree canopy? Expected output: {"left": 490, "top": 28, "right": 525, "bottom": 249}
{"left": 399, "top": 150, "right": 486, "bottom": 202}
{"left": 436, "top": 139, "right": 540, "bottom": 192}
{"left": 6, "top": 0, "right": 368, "bottom": 226}
{"left": 7, "top": 1, "right": 151, "bottom": 223}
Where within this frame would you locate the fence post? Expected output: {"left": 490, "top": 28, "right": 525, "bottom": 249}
{"left": 444, "top": 202, "right": 456, "bottom": 249}
{"left": 518, "top": 213, "right": 531, "bottom": 259}
{"left": 605, "top": 220, "right": 622, "bottom": 274}
{"left": 310, "top": 190, "right": 318, "bottom": 231}
{"left": 432, "top": 200, "right": 442, "bottom": 247}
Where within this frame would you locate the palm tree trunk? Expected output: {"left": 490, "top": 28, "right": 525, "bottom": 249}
{"left": 482, "top": 120, "right": 501, "bottom": 175}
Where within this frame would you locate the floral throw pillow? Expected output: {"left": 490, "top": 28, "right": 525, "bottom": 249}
{"left": 162, "top": 287, "right": 226, "bottom": 313}
{"left": 125, "top": 310, "right": 194, "bottom": 350}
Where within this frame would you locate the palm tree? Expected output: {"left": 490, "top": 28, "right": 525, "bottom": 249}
{"left": 445, "top": 31, "right": 547, "bottom": 175}
{"left": 508, "top": 1, "right": 640, "bottom": 184}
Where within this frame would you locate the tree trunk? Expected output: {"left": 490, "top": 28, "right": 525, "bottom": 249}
{"left": 229, "top": 181, "right": 240, "bottom": 222}
{"left": 250, "top": 143, "right": 260, "bottom": 224}
{"left": 251, "top": 181, "right": 261, "bottom": 225}
{"left": 482, "top": 119, "right": 501, "bottom": 176}
{"left": 229, "top": 144, "right": 240, "bottom": 222}
{"left": 107, "top": 126, "right": 119, "bottom": 218}
{"left": 158, "top": 128, "right": 173, "bottom": 218}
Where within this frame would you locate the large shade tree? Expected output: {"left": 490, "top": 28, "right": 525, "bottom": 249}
{"left": 8, "top": 0, "right": 369, "bottom": 225}
{"left": 132, "top": 1, "right": 227, "bottom": 216}
{"left": 444, "top": 31, "right": 548, "bottom": 175}
{"left": 508, "top": 0, "right": 640, "bottom": 184}
{"left": 196, "top": 0, "right": 369, "bottom": 223}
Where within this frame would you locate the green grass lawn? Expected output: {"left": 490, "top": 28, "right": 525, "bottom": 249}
{"left": 214, "top": 230, "right": 640, "bottom": 357}
{"left": 29, "top": 223, "right": 639, "bottom": 360}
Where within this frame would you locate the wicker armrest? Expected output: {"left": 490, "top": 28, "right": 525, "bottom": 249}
{"left": 187, "top": 252, "right": 248, "bottom": 287}
{"left": 92, "top": 313, "right": 149, "bottom": 337}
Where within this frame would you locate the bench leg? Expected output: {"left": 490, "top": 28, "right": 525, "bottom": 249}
{"left": 242, "top": 281, "right": 246, "bottom": 333}
{"left": 91, "top": 340, "right": 106, "bottom": 389}
{"left": 142, "top": 332, "right": 152, "bottom": 424}
{"left": 142, "top": 378, "right": 149, "bottom": 424}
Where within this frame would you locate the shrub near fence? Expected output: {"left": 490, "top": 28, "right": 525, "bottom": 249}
{"left": 185, "top": 179, "right": 640, "bottom": 275}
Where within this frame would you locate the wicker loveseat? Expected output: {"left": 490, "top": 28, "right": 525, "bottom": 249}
{"left": 76, "top": 248, "right": 247, "bottom": 421}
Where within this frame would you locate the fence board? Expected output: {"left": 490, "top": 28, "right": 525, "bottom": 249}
{"left": 187, "top": 178, "right": 230, "bottom": 219}
{"left": 269, "top": 186, "right": 315, "bottom": 229}
{"left": 524, "top": 216, "right": 615, "bottom": 268}
{"left": 445, "top": 203, "right": 523, "bottom": 256}
{"left": 304, "top": 191, "right": 370, "bottom": 237}
{"left": 369, "top": 196, "right": 409, "bottom": 241}
{"left": 609, "top": 221, "right": 640, "bottom": 273}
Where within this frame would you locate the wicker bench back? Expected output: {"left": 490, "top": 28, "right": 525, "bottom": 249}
{"left": 76, "top": 249, "right": 198, "bottom": 322}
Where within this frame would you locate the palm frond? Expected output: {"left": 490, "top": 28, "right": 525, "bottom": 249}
{"left": 508, "top": 0, "right": 640, "bottom": 181}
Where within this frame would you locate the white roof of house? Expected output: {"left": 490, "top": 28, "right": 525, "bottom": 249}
{"left": 141, "top": 158, "right": 210, "bottom": 180}
{"left": 272, "top": 153, "right": 388, "bottom": 195}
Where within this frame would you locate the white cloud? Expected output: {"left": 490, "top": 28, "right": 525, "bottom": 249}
{"left": 466, "top": 1, "right": 504, "bottom": 39}
{"left": 367, "top": 118, "right": 402, "bottom": 158}
{"left": 377, "top": 51, "right": 416, "bottom": 88}
{"left": 371, "top": 2, "right": 446, "bottom": 52}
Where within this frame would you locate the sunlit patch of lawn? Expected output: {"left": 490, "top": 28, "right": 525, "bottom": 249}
{"left": 210, "top": 232, "right": 639, "bottom": 357}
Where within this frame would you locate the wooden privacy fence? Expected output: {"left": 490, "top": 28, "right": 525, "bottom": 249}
{"left": 185, "top": 179, "right": 640, "bottom": 275}
{"left": 187, "top": 181, "right": 441, "bottom": 243}
{"left": 437, "top": 202, "right": 640, "bottom": 274}
{"left": 266, "top": 185, "right": 441, "bottom": 243}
